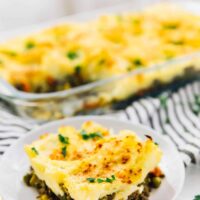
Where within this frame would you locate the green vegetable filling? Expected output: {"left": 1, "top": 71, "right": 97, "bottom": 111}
{"left": 24, "top": 168, "right": 164, "bottom": 200}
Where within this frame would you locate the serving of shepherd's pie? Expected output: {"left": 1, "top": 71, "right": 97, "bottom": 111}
{"left": 24, "top": 121, "right": 163, "bottom": 200}
{"left": 0, "top": 4, "right": 200, "bottom": 97}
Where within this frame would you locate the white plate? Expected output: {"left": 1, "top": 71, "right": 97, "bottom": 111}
{"left": 0, "top": 116, "right": 185, "bottom": 200}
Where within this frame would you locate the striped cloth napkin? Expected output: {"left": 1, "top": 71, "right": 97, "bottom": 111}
{"left": 0, "top": 81, "right": 200, "bottom": 166}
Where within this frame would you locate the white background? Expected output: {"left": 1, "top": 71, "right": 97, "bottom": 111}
{"left": 0, "top": 0, "right": 199, "bottom": 199}
{"left": 0, "top": 0, "right": 124, "bottom": 31}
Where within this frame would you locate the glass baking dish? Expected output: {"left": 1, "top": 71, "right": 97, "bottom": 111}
{"left": 0, "top": 0, "right": 200, "bottom": 122}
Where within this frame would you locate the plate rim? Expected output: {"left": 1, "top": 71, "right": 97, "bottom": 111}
{"left": 0, "top": 116, "right": 185, "bottom": 200}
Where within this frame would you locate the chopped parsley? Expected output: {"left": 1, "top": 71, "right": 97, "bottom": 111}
{"left": 171, "top": 40, "right": 184, "bottom": 45}
{"left": 165, "top": 55, "right": 174, "bottom": 60}
{"left": 194, "top": 195, "right": 200, "bottom": 200}
{"left": 192, "top": 95, "right": 200, "bottom": 115}
{"left": 127, "top": 66, "right": 133, "bottom": 72}
{"left": 165, "top": 117, "right": 170, "bottom": 124}
{"left": 58, "top": 134, "right": 69, "bottom": 158}
{"left": 75, "top": 65, "right": 82, "bottom": 74}
{"left": 67, "top": 51, "right": 78, "bottom": 60}
{"left": 111, "top": 175, "right": 116, "bottom": 180}
{"left": 105, "top": 177, "right": 113, "bottom": 183}
{"left": 80, "top": 130, "right": 102, "bottom": 140}
{"left": 163, "top": 24, "right": 178, "bottom": 29}
{"left": 25, "top": 41, "right": 35, "bottom": 49}
{"left": 132, "top": 58, "right": 143, "bottom": 67}
{"left": 195, "top": 95, "right": 200, "bottom": 105}
{"left": 87, "top": 177, "right": 96, "bottom": 183}
{"left": 7, "top": 51, "right": 17, "bottom": 57}
{"left": 58, "top": 134, "right": 69, "bottom": 144}
{"left": 97, "top": 178, "right": 104, "bottom": 183}
{"left": 159, "top": 94, "right": 168, "bottom": 109}
{"left": 192, "top": 104, "right": 200, "bottom": 115}
{"left": 87, "top": 175, "right": 116, "bottom": 183}
{"left": 31, "top": 147, "right": 39, "bottom": 155}
{"left": 132, "top": 18, "right": 140, "bottom": 24}
{"left": 61, "top": 146, "right": 67, "bottom": 158}
{"left": 98, "top": 59, "right": 106, "bottom": 65}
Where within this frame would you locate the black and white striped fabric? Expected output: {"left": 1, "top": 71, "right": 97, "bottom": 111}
{"left": 0, "top": 81, "right": 200, "bottom": 166}
{"left": 0, "top": 109, "right": 36, "bottom": 155}
{"left": 112, "top": 81, "right": 200, "bottom": 166}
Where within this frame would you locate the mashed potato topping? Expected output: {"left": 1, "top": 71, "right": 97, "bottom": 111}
{"left": 25, "top": 121, "right": 162, "bottom": 200}
{"left": 0, "top": 4, "right": 200, "bottom": 93}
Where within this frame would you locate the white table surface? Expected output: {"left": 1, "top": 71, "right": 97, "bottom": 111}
{"left": 0, "top": 0, "right": 199, "bottom": 199}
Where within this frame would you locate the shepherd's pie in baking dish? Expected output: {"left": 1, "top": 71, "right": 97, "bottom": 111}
{"left": 24, "top": 121, "right": 164, "bottom": 200}
{"left": 1, "top": 4, "right": 200, "bottom": 95}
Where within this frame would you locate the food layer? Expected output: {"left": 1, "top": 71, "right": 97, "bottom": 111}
{"left": 1, "top": 4, "right": 200, "bottom": 94}
{"left": 24, "top": 121, "right": 162, "bottom": 200}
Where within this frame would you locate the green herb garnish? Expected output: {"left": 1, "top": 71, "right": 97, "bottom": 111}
{"left": 31, "top": 147, "right": 39, "bottom": 155}
{"left": 159, "top": 94, "right": 168, "bottom": 109}
{"left": 87, "top": 175, "right": 116, "bottom": 183}
{"left": 194, "top": 195, "right": 200, "bottom": 200}
{"left": 132, "top": 58, "right": 143, "bottom": 67}
{"left": 80, "top": 130, "right": 102, "bottom": 140}
{"left": 98, "top": 59, "right": 106, "bottom": 65}
{"left": 171, "top": 40, "right": 184, "bottom": 45}
{"left": 163, "top": 24, "right": 178, "bottom": 29}
{"left": 97, "top": 178, "right": 104, "bottom": 183}
{"left": 87, "top": 178, "right": 96, "bottom": 183}
{"left": 192, "top": 104, "right": 200, "bottom": 115}
{"left": 191, "top": 95, "right": 200, "bottom": 115}
{"left": 7, "top": 51, "right": 17, "bottom": 57}
{"left": 165, "top": 117, "right": 170, "bottom": 124}
{"left": 75, "top": 65, "right": 82, "bottom": 74}
{"left": 111, "top": 175, "right": 116, "bottom": 180}
{"left": 59, "top": 134, "right": 69, "bottom": 158}
{"left": 61, "top": 146, "right": 67, "bottom": 157}
{"left": 165, "top": 54, "right": 174, "bottom": 60}
{"left": 105, "top": 177, "right": 113, "bottom": 183}
{"left": 25, "top": 41, "right": 35, "bottom": 49}
{"left": 58, "top": 134, "right": 69, "bottom": 144}
{"left": 132, "top": 18, "right": 140, "bottom": 24}
{"left": 89, "top": 133, "right": 102, "bottom": 139}
{"left": 195, "top": 95, "right": 200, "bottom": 106}
{"left": 67, "top": 51, "right": 78, "bottom": 60}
